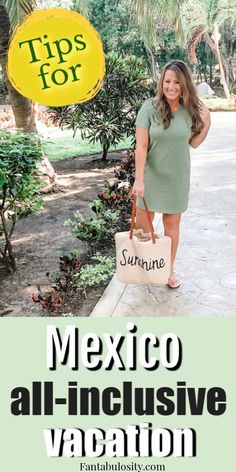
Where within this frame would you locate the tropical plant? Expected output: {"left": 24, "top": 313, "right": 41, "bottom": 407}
{"left": 76, "top": 0, "right": 160, "bottom": 78}
{"left": 36, "top": 0, "right": 74, "bottom": 8}
{"left": 97, "top": 148, "right": 135, "bottom": 224}
{"left": 74, "top": 253, "right": 115, "bottom": 297}
{"left": 0, "top": 0, "right": 57, "bottom": 188}
{"left": 59, "top": 249, "right": 81, "bottom": 273}
{"left": 131, "top": 0, "right": 182, "bottom": 77}
{"left": 131, "top": 0, "right": 236, "bottom": 99}
{"left": 0, "top": 0, "right": 37, "bottom": 131}
{"left": 64, "top": 204, "right": 120, "bottom": 254}
{"left": 0, "top": 130, "right": 43, "bottom": 270}
{"left": 75, "top": 0, "right": 146, "bottom": 58}
{"left": 181, "top": 0, "right": 236, "bottom": 99}
{"left": 50, "top": 52, "right": 154, "bottom": 159}
{"left": 32, "top": 288, "right": 63, "bottom": 311}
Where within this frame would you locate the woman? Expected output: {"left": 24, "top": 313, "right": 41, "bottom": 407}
{"left": 133, "top": 59, "right": 211, "bottom": 288}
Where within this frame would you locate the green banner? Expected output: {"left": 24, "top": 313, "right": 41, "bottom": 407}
{"left": 1, "top": 318, "right": 235, "bottom": 471}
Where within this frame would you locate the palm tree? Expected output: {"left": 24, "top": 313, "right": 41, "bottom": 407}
{"left": 0, "top": 0, "right": 37, "bottom": 131}
{"left": 73, "top": 0, "right": 90, "bottom": 16}
{"left": 131, "top": 1, "right": 189, "bottom": 79}
{"left": 0, "top": 0, "right": 56, "bottom": 189}
{"left": 131, "top": 0, "right": 235, "bottom": 100}
{"left": 183, "top": 0, "right": 236, "bottom": 100}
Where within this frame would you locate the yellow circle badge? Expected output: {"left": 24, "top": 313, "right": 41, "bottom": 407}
{"left": 7, "top": 9, "right": 105, "bottom": 106}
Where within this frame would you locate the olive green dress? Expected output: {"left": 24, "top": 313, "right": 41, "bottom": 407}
{"left": 135, "top": 98, "right": 193, "bottom": 214}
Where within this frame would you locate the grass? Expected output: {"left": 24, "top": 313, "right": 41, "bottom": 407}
{"left": 42, "top": 96, "right": 235, "bottom": 162}
{"left": 43, "top": 132, "right": 132, "bottom": 162}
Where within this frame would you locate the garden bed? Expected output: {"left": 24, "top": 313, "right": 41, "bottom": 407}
{"left": 0, "top": 151, "right": 125, "bottom": 317}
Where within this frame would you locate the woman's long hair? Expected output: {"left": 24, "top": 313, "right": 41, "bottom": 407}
{"left": 155, "top": 60, "right": 204, "bottom": 134}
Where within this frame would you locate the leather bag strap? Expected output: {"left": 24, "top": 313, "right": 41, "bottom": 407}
{"left": 129, "top": 196, "right": 156, "bottom": 244}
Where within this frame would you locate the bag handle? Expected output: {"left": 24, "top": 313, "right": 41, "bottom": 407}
{"left": 129, "top": 196, "right": 156, "bottom": 244}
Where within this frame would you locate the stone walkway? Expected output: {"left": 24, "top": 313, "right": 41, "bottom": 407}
{"left": 91, "top": 112, "right": 236, "bottom": 317}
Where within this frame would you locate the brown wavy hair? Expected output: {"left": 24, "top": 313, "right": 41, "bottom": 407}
{"left": 155, "top": 59, "right": 204, "bottom": 135}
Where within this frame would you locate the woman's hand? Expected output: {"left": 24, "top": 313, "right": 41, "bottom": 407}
{"left": 199, "top": 103, "right": 211, "bottom": 129}
{"left": 133, "top": 179, "right": 145, "bottom": 198}
{"left": 190, "top": 104, "right": 211, "bottom": 148}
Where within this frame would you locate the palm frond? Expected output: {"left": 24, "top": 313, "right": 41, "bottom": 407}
{"left": 4, "top": 0, "right": 36, "bottom": 28}
{"left": 206, "top": 0, "right": 236, "bottom": 27}
{"left": 73, "top": 0, "right": 90, "bottom": 17}
{"left": 131, "top": 0, "right": 181, "bottom": 18}
{"left": 130, "top": 0, "right": 182, "bottom": 48}
{"left": 206, "top": 0, "right": 220, "bottom": 26}
{"left": 176, "top": 0, "right": 207, "bottom": 47}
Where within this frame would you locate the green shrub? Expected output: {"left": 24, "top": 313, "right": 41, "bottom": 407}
{"left": 50, "top": 52, "right": 155, "bottom": 159}
{"left": 0, "top": 130, "right": 43, "bottom": 270}
{"left": 74, "top": 253, "right": 115, "bottom": 296}
{"left": 97, "top": 148, "right": 135, "bottom": 224}
{"left": 51, "top": 250, "right": 82, "bottom": 291}
{"left": 59, "top": 249, "right": 81, "bottom": 272}
{"left": 64, "top": 205, "right": 120, "bottom": 254}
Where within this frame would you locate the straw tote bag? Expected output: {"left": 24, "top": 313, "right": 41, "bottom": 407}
{"left": 115, "top": 197, "right": 171, "bottom": 285}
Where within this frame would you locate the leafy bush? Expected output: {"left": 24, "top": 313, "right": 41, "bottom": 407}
{"left": 32, "top": 289, "right": 63, "bottom": 311}
{"left": 74, "top": 253, "right": 115, "bottom": 297}
{"left": 0, "top": 130, "right": 43, "bottom": 270}
{"left": 59, "top": 249, "right": 81, "bottom": 272}
{"left": 50, "top": 52, "right": 155, "bottom": 159}
{"left": 114, "top": 148, "right": 135, "bottom": 186}
{"left": 99, "top": 180, "right": 131, "bottom": 217}
{"left": 98, "top": 148, "right": 135, "bottom": 223}
{"left": 50, "top": 249, "right": 81, "bottom": 291}
{"left": 64, "top": 205, "right": 120, "bottom": 254}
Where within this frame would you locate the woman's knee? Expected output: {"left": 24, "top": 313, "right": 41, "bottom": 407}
{"left": 163, "top": 213, "right": 181, "bottom": 232}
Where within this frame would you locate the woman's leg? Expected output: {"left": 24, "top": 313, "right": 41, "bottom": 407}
{"left": 162, "top": 213, "right": 181, "bottom": 286}
{"left": 136, "top": 207, "right": 155, "bottom": 233}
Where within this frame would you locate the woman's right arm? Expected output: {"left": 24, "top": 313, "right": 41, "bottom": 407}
{"left": 133, "top": 126, "right": 149, "bottom": 198}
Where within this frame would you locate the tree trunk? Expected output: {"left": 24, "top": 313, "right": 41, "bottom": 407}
{"left": 209, "top": 62, "right": 213, "bottom": 87}
{"left": 0, "top": 1, "right": 37, "bottom": 131}
{"left": 145, "top": 45, "right": 158, "bottom": 81}
{"left": 102, "top": 143, "right": 109, "bottom": 160}
{"left": 204, "top": 31, "right": 230, "bottom": 84}
{"left": 3, "top": 75, "right": 38, "bottom": 131}
{"left": 0, "top": 0, "right": 56, "bottom": 190}
{"left": 204, "top": 29, "right": 231, "bottom": 100}
{"left": 212, "top": 24, "right": 231, "bottom": 101}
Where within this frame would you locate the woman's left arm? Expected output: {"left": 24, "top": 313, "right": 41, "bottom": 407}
{"left": 189, "top": 104, "right": 211, "bottom": 149}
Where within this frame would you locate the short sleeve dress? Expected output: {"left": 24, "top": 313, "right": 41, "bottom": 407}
{"left": 135, "top": 98, "right": 193, "bottom": 214}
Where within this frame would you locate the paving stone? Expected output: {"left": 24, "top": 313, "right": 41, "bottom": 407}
{"left": 112, "top": 302, "right": 176, "bottom": 317}
{"left": 220, "top": 272, "right": 236, "bottom": 291}
{"left": 90, "top": 275, "right": 126, "bottom": 317}
{"left": 196, "top": 287, "right": 236, "bottom": 312}
{"left": 174, "top": 304, "right": 224, "bottom": 317}
{"left": 120, "top": 285, "right": 159, "bottom": 306}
